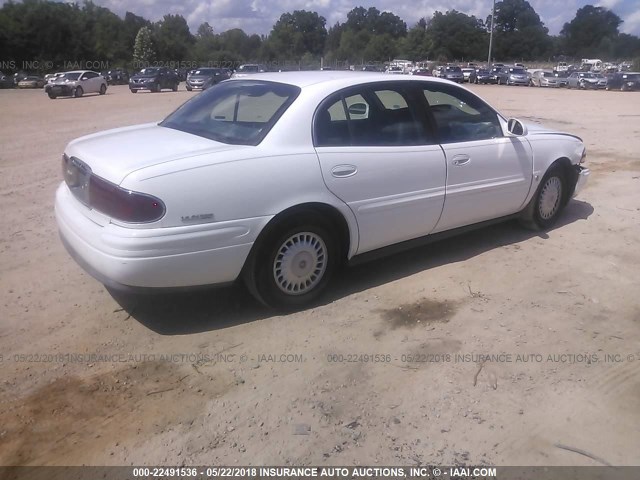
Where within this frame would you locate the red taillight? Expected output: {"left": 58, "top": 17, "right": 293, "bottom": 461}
{"left": 89, "top": 175, "right": 165, "bottom": 223}
{"left": 63, "top": 154, "right": 165, "bottom": 223}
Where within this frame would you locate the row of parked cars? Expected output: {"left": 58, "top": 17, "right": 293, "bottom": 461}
{"left": 403, "top": 63, "right": 639, "bottom": 91}
{"left": 5, "top": 64, "right": 259, "bottom": 99}
{"left": 5, "top": 62, "right": 638, "bottom": 99}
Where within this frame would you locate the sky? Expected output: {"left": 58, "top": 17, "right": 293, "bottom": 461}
{"left": 3, "top": 0, "right": 640, "bottom": 36}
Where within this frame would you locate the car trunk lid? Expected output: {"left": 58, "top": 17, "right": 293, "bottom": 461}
{"left": 65, "top": 123, "right": 246, "bottom": 185}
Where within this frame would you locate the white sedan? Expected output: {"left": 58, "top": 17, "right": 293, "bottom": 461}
{"left": 55, "top": 72, "right": 590, "bottom": 308}
{"left": 45, "top": 70, "right": 107, "bottom": 99}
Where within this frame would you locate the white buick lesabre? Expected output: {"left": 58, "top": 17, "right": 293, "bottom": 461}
{"left": 55, "top": 72, "right": 590, "bottom": 308}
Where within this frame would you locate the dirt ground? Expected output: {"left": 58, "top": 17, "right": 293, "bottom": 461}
{"left": 0, "top": 83, "right": 639, "bottom": 468}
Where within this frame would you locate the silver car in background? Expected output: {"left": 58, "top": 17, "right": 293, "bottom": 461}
{"left": 506, "top": 68, "right": 530, "bottom": 86}
{"left": 531, "top": 70, "right": 559, "bottom": 87}
{"left": 567, "top": 72, "right": 607, "bottom": 89}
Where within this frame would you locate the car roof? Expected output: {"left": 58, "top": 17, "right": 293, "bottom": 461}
{"left": 228, "top": 71, "right": 455, "bottom": 89}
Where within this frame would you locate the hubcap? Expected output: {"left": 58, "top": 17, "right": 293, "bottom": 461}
{"left": 273, "top": 232, "right": 327, "bottom": 295}
{"left": 538, "top": 176, "right": 562, "bottom": 220}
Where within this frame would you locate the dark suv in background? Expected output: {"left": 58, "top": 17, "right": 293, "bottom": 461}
{"left": 102, "top": 69, "right": 129, "bottom": 85}
{"left": 434, "top": 65, "right": 464, "bottom": 83}
{"left": 185, "top": 68, "right": 231, "bottom": 91}
{"left": 606, "top": 72, "right": 640, "bottom": 91}
{"left": 129, "top": 67, "right": 179, "bottom": 93}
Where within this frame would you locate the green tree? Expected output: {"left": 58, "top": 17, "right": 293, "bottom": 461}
{"left": 488, "top": 0, "right": 552, "bottom": 60}
{"left": 133, "top": 26, "right": 155, "bottom": 64}
{"left": 363, "top": 34, "right": 398, "bottom": 62}
{"left": 403, "top": 19, "right": 431, "bottom": 60}
{"left": 561, "top": 6, "right": 622, "bottom": 58}
{"left": 324, "top": 22, "right": 343, "bottom": 54}
{"left": 613, "top": 34, "right": 640, "bottom": 59}
{"left": 427, "top": 10, "right": 487, "bottom": 61}
{"left": 345, "top": 6, "right": 406, "bottom": 38}
{"left": 269, "top": 10, "right": 327, "bottom": 58}
{"left": 192, "top": 22, "right": 220, "bottom": 63}
{"left": 153, "top": 14, "right": 194, "bottom": 61}
{"left": 336, "top": 28, "right": 370, "bottom": 61}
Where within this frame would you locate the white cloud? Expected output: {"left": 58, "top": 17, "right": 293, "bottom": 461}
{"left": 621, "top": 8, "right": 640, "bottom": 34}
{"left": 597, "top": 0, "right": 622, "bottom": 8}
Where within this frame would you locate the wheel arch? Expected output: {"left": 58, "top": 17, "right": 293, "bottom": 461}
{"left": 240, "top": 202, "right": 355, "bottom": 305}
{"left": 245, "top": 202, "right": 353, "bottom": 269}
{"left": 549, "top": 157, "right": 579, "bottom": 204}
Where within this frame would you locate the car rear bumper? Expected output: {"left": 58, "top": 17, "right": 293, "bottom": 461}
{"left": 55, "top": 183, "right": 263, "bottom": 291}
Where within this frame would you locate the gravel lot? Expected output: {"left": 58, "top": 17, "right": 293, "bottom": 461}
{"left": 0, "top": 83, "right": 639, "bottom": 467}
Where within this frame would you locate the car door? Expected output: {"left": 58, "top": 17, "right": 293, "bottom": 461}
{"left": 568, "top": 73, "right": 578, "bottom": 88}
{"left": 314, "top": 83, "right": 447, "bottom": 254}
{"left": 419, "top": 82, "right": 533, "bottom": 233}
{"left": 79, "top": 72, "right": 96, "bottom": 92}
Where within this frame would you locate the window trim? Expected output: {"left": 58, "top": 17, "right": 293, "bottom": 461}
{"left": 416, "top": 82, "right": 506, "bottom": 144}
{"left": 312, "top": 81, "right": 438, "bottom": 148}
{"left": 160, "top": 80, "right": 301, "bottom": 146}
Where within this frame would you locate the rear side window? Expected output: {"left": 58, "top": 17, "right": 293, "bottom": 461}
{"left": 160, "top": 80, "right": 300, "bottom": 145}
{"left": 315, "top": 85, "right": 432, "bottom": 147}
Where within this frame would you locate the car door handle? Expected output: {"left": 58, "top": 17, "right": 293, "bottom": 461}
{"left": 451, "top": 155, "right": 471, "bottom": 166}
{"left": 331, "top": 165, "right": 358, "bottom": 178}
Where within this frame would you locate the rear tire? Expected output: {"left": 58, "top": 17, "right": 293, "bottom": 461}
{"left": 519, "top": 166, "right": 568, "bottom": 230}
{"left": 47, "top": 91, "right": 56, "bottom": 99}
{"left": 243, "top": 214, "right": 339, "bottom": 310}
{"left": 74, "top": 86, "right": 83, "bottom": 98}
{"left": 172, "top": 83, "right": 178, "bottom": 92}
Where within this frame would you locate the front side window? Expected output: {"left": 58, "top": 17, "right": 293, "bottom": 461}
{"left": 423, "top": 85, "right": 502, "bottom": 143}
{"left": 314, "top": 84, "right": 431, "bottom": 147}
{"left": 62, "top": 73, "right": 81, "bottom": 81}
{"left": 161, "top": 80, "right": 300, "bottom": 145}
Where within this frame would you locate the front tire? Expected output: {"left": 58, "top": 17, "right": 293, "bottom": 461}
{"left": 520, "top": 166, "right": 567, "bottom": 230}
{"left": 99, "top": 84, "right": 106, "bottom": 95}
{"left": 244, "top": 215, "right": 339, "bottom": 310}
{"left": 47, "top": 91, "right": 56, "bottom": 99}
{"left": 74, "top": 86, "right": 83, "bottom": 98}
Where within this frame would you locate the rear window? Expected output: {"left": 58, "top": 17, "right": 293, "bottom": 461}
{"left": 160, "top": 80, "right": 300, "bottom": 145}
{"left": 193, "top": 68, "right": 219, "bottom": 75}
{"left": 238, "top": 65, "right": 260, "bottom": 72}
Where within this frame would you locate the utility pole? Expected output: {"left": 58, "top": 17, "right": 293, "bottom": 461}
{"left": 487, "top": 0, "right": 496, "bottom": 65}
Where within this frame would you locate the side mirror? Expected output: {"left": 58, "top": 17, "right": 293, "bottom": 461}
{"left": 507, "top": 118, "right": 528, "bottom": 136}
{"left": 348, "top": 102, "right": 368, "bottom": 117}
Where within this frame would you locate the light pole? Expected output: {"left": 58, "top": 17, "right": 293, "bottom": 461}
{"left": 487, "top": 0, "right": 496, "bottom": 65}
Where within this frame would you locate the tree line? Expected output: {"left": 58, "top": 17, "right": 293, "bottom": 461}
{"left": 1, "top": 0, "right": 639, "bottom": 73}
